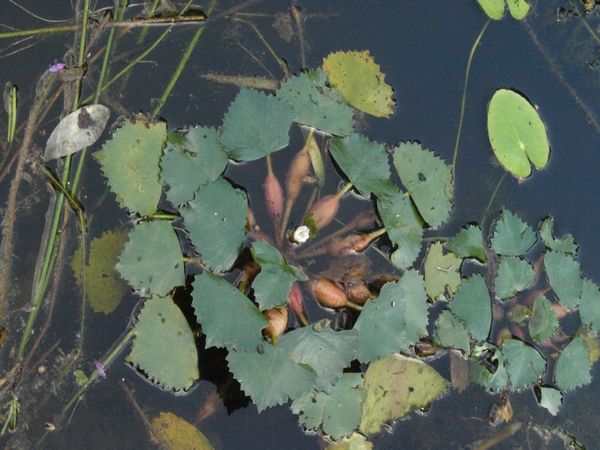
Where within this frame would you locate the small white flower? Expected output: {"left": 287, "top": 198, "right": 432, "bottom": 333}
{"left": 292, "top": 225, "right": 310, "bottom": 244}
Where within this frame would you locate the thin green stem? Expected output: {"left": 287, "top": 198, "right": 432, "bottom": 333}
{"left": 481, "top": 171, "right": 508, "bottom": 230}
{"left": 452, "top": 19, "right": 490, "bottom": 181}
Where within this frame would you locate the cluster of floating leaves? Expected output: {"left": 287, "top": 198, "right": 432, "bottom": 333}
{"left": 84, "top": 43, "right": 600, "bottom": 442}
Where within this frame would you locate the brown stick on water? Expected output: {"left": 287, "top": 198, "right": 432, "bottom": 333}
{"left": 0, "top": 70, "right": 57, "bottom": 320}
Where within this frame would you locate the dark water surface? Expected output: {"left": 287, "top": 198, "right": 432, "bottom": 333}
{"left": 2, "top": 0, "right": 600, "bottom": 448}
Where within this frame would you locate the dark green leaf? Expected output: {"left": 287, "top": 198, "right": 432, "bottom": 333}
{"left": 544, "top": 250, "right": 582, "bottom": 310}
{"left": 376, "top": 187, "right": 424, "bottom": 270}
{"left": 433, "top": 310, "right": 470, "bottom": 354}
{"left": 539, "top": 217, "right": 577, "bottom": 255}
{"left": 449, "top": 274, "right": 491, "bottom": 341}
{"left": 501, "top": 338, "right": 545, "bottom": 390}
{"left": 276, "top": 70, "right": 354, "bottom": 136}
{"left": 227, "top": 345, "right": 317, "bottom": 412}
{"left": 160, "top": 127, "right": 228, "bottom": 205}
{"left": 469, "top": 343, "right": 508, "bottom": 391}
{"left": 537, "top": 386, "right": 562, "bottom": 415}
{"left": 116, "top": 221, "right": 185, "bottom": 297}
{"left": 554, "top": 336, "right": 591, "bottom": 391}
{"left": 220, "top": 87, "right": 296, "bottom": 161}
{"left": 392, "top": 141, "right": 453, "bottom": 228}
{"left": 191, "top": 272, "right": 268, "bottom": 351}
{"left": 529, "top": 296, "right": 558, "bottom": 342}
{"left": 490, "top": 209, "right": 537, "bottom": 256}
{"left": 279, "top": 323, "right": 357, "bottom": 392}
{"left": 424, "top": 242, "right": 462, "bottom": 299}
{"left": 329, "top": 133, "right": 395, "bottom": 197}
{"left": 495, "top": 256, "right": 535, "bottom": 300}
{"left": 399, "top": 270, "right": 429, "bottom": 343}
{"left": 127, "top": 296, "right": 198, "bottom": 391}
{"left": 580, "top": 279, "right": 600, "bottom": 333}
{"left": 445, "top": 224, "right": 486, "bottom": 262}
{"left": 180, "top": 178, "right": 247, "bottom": 273}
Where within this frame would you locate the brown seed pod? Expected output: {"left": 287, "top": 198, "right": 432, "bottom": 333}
{"left": 347, "top": 282, "right": 373, "bottom": 305}
{"left": 288, "top": 282, "right": 309, "bottom": 326}
{"left": 307, "top": 195, "right": 340, "bottom": 230}
{"left": 264, "top": 171, "right": 284, "bottom": 226}
{"left": 263, "top": 306, "right": 289, "bottom": 339}
{"left": 310, "top": 277, "right": 348, "bottom": 309}
{"left": 286, "top": 148, "right": 311, "bottom": 204}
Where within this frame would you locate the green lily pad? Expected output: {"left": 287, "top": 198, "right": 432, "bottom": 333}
{"left": 192, "top": 272, "right": 268, "bottom": 351}
{"left": 529, "top": 296, "right": 559, "bottom": 342}
{"left": 220, "top": 87, "right": 297, "bottom": 161}
{"left": 544, "top": 250, "right": 582, "bottom": 310}
{"left": 180, "top": 178, "right": 248, "bottom": 273}
{"left": 501, "top": 338, "right": 545, "bottom": 390}
{"left": 71, "top": 229, "right": 128, "bottom": 314}
{"left": 276, "top": 70, "right": 354, "bottom": 136}
{"left": 359, "top": 354, "right": 450, "bottom": 435}
{"left": 226, "top": 345, "right": 317, "bottom": 412}
{"left": 127, "top": 295, "right": 198, "bottom": 391}
{"left": 329, "top": 133, "right": 395, "bottom": 198}
{"left": 487, "top": 89, "right": 549, "bottom": 178}
{"left": 506, "top": 0, "right": 530, "bottom": 19}
{"left": 354, "top": 281, "right": 411, "bottom": 364}
{"left": 580, "top": 279, "right": 600, "bottom": 333}
{"left": 94, "top": 114, "right": 166, "bottom": 216}
{"left": 376, "top": 187, "right": 424, "bottom": 270}
{"left": 476, "top": 0, "right": 505, "bottom": 19}
{"left": 251, "top": 240, "right": 308, "bottom": 310}
{"left": 449, "top": 274, "right": 491, "bottom": 342}
{"left": 495, "top": 256, "right": 535, "bottom": 300}
{"left": 539, "top": 217, "right": 577, "bottom": 255}
{"left": 554, "top": 336, "right": 591, "bottom": 391}
{"left": 433, "top": 310, "right": 470, "bottom": 354}
{"left": 392, "top": 142, "right": 453, "bottom": 228}
{"left": 424, "top": 242, "right": 462, "bottom": 300}
{"left": 160, "top": 127, "right": 228, "bottom": 205}
{"left": 490, "top": 209, "right": 537, "bottom": 256}
{"left": 446, "top": 224, "right": 486, "bottom": 262}
{"left": 469, "top": 343, "right": 508, "bottom": 391}
{"left": 279, "top": 323, "right": 357, "bottom": 392}
{"left": 291, "top": 373, "right": 365, "bottom": 440}
{"left": 116, "top": 221, "right": 185, "bottom": 297}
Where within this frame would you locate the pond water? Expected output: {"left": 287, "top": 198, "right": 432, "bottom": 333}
{"left": 2, "top": 0, "right": 600, "bottom": 448}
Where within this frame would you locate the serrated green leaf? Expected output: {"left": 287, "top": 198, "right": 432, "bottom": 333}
{"left": 433, "top": 310, "right": 470, "bottom": 354}
{"left": 192, "top": 272, "right": 268, "bottom": 351}
{"left": 529, "top": 296, "right": 559, "bottom": 342}
{"left": 544, "top": 250, "right": 583, "bottom": 310}
{"left": 359, "top": 354, "right": 449, "bottom": 435}
{"left": 501, "top": 339, "right": 545, "bottom": 390}
{"left": 227, "top": 345, "right": 316, "bottom": 412}
{"left": 580, "top": 279, "right": 600, "bottom": 333}
{"left": 220, "top": 87, "right": 296, "bottom": 161}
{"left": 160, "top": 127, "right": 228, "bottom": 205}
{"left": 446, "top": 224, "right": 486, "bottom": 262}
{"left": 449, "top": 274, "right": 492, "bottom": 341}
{"left": 322, "top": 50, "right": 394, "bottom": 118}
{"left": 469, "top": 343, "right": 508, "bottom": 391}
{"left": 94, "top": 114, "right": 166, "bottom": 216}
{"left": 495, "top": 256, "right": 535, "bottom": 300}
{"left": 554, "top": 336, "right": 591, "bottom": 391}
{"left": 487, "top": 89, "right": 549, "bottom": 178}
{"left": 180, "top": 178, "right": 247, "bottom": 273}
{"left": 116, "top": 221, "right": 185, "bottom": 296}
{"left": 490, "top": 209, "right": 537, "bottom": 256}
{"left": 424, "top": 242, "right": 462, "bottom": 299}
{"left": 539, "top": 217, "right": 577, "bottom": 255}
{"left": 392, "top": 142, "right": 453, "bottom": 228}
{"left": 376, "top": 187, "right": 423, "bottom": 270}
{"left": 329, "top": 133, "right": 394, "bottom": 197}
{"left": 537, "top": 386, "right": 562, "bottom": 415}
{"left": 276, "top": 70, "right": 354, "bottom": 136}
{"left": 279, "top": 323, "right": 357, "bottom": 392}
{"left": 354, "top": 281, "right": 411, "bottom": 363}
{"left": 71, "top": 229, "right": 128, "bottom": 314}
{"left": 127, "top": 296, "right": 198, "bottom": 391}
{"left": 291, "top": 374, "right": 365, "bottom": 440}
{"left": 399, "top": 270, "right": 429, "bottom": 343}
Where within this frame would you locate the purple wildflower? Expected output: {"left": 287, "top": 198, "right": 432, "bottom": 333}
{"left": 94, "top": 360, "right": 107, "bottom": 377}
{"left": 49, "top": 63, "right": 66, "bottom": 73}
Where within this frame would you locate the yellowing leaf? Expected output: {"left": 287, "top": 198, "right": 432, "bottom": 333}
{"left": 150, "top": 412, "right": 214, "bottom": 450}
{"left": 322, "top": 50, "right": 394, "bottom": 118}
{"left": 71, "top": 229, "right": 129, "bottom": 314}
